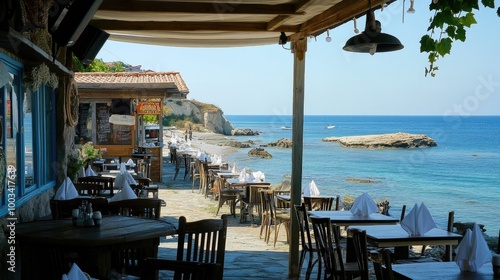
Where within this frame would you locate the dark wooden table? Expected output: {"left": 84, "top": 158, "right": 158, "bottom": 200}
{"left": 350, "top": 224, "right": 462, "bottom": 260}
{"left": 17, "top": 215, "right": 176, "bottom": 279}
{"left": 310, "top": 211, "right": 399, "bottom": 261}
{"left": 310, "top": 210, "right": 399, "bottom": 227}
{"left": 391, "top": 261, "right": 493, "bottom": 279}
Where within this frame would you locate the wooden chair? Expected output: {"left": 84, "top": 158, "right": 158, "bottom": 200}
{"left": 50, "top": 197, "right": 109, "bottom": 219}
{"left": 259, "top": 189, "right": 271, "bottom": 241}
{"left": 240, "top": 185, "right": 270, "bottom": 224}
{"left": 74, "top": 182, "right": 100, "bottom": 197}
{"left": 215, "top": 177, "right": 240, "bottom": 217}
{"left": 140, "top": 258, "right": 223, "bottom": 280}
{"left": 266, "top": 191, "right": 290, "bottom": 247}
{"left": 351, "top": 228, "right": 376, "bottom": 280}
{"left": 191, "top": 158, "right": 201, "bottom": 192}
{"left": 304, "top": 196, "right": 336, "bottom": 211}
{"left": 77, "top": 176, "right": 115, "bottom": 197}
{"left": 294, "top": 203, "right": 319, "bottom": 280}
{"left": 174, "top": 153, "right": 191, "bottom": 180}
{"left": 371, "top": 249, "right": 394, "bottom": 280}
{"left": 108, "top": 198, "right": 162, "bottom": 219}
{"left": 176, "top": 215, "right": 228, "bottom": 280}
{"left": 310, "top": 217, "right": 360, "bottom": 280}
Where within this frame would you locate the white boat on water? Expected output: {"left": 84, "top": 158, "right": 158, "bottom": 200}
{"left": 281, "top": 126, "right": 292, "bottom": 130}
{"left": 325, "top": 125, "right": 335, "bottom": 129}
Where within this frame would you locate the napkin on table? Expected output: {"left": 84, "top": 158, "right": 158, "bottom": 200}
{"left": 62, "top": 263, "right": 89, "bottom": 280}
{"left": 231, "top": 162, "right": 237, "bottom": 173}
{"left": 302, "top": 180, "right": 320, "bottom": 196}
{"left": 85, "top": 166, "right": 97, "bottom": 177}
{"left": 253, "top": 171, "right": 265, "bottom": 182}
{"left": 126, "top": 158, "right": 136, "bottom": 167}
{"left": 108, "top": 180, "right": 137, "bottom": 202}
{"left": 54, "top": 177, "right": 79, "bottom": 200}
{"left": 119, "top": 162, "right": 127, "bottom": 174}
{"left": 400, "top": 203, "right": 437, "bottom": 236}
{"left": 455, "top": 223, "right": 492, "bottom": 272}
{"left": 349, "top": 192, "right": 379, "bottom": 217}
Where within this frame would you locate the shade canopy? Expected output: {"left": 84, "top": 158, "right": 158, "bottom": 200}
{"left": 91, "top": 0, "right": 396, "bottom": 47}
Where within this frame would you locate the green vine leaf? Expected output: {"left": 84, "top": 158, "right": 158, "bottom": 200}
{"left": 421, "top": 0, "right": 495, "bottom": 77}
{"left": 436, "top": 37, "right": 453, "bottom": 56}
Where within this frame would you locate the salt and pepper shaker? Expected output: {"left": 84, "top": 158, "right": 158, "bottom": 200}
{"left": 92, "top": 211, "right": 102, "bottom": 226}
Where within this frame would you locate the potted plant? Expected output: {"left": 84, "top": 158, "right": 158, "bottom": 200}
{"left": 79, "top": 142, "right": 107, "bottom": 167}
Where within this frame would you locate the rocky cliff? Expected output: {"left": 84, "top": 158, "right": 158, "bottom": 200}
{"left": 164, "top": 99, "right": 234, "bottom": 135}
{"left": 322, "top": 132, "right": 437, "bottom": 149}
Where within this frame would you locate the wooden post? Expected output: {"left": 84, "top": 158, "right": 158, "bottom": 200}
{"left": 289, "top": 38, "right": 307, "bottom": 278}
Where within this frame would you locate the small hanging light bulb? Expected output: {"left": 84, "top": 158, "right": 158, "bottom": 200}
{"left": 407, "top": 0, "right": 416, "bottom": 13}
{"left": 380, "top": 1, "right": 387, "bottom": 11}
{"left": 353, "top": 17, "right": 359, "bottom": 34}
{"left": 325, "top": 29, "right": 332, "bottom": 42}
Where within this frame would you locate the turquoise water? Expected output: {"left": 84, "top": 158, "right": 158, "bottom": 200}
{"left": 223, "top": 115, "right": 500, "bottom": 234}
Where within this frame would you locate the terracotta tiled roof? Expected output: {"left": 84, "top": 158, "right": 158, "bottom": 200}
{"left": 74, "top": 71, "right": 189, "bottom": 94}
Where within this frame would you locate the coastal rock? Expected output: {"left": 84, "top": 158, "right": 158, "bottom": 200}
{"left": 322, "top": 132, "right": 437, "bottom": 149}
{"left": 268, "top": 138, "right": 292, "bottom": 148}
{"left": 248, "top": 148, "right": 272, "bottom": 158}
{"left": 164, "top": 99, "right": 234, "bottom": 135}
{"left": 218, "top": 140, "right": 252, "bottom": 148}
{"left": 231, "top": 128, "right": 260, "bottom": 136}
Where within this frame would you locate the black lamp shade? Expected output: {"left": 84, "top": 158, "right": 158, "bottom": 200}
{"left": 343, "top": 32, "right": 404, "bottom": 53}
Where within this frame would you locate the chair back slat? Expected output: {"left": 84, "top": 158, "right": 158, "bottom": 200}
{"left": 176, "top": 215, "right": 228, "bottom": 280}
{"left": 310, "top": 217, "right": 346, "bottom": 279}
{"left": 351, "top": 228, "right": 370, "bottom": 280}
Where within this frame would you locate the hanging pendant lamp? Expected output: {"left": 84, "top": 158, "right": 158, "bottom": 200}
{"left": 343, "top": 5, "right": 403, "bottom": 55}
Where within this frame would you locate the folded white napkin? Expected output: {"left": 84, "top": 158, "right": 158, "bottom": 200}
{"left": 239, "top": 168, "right": 247, "bottom": 181}
{"left": 126, "top": 158, "right": 136, "bottom": 167}
{"left": 400, "top": 203, "right": 437, "bottom": 236}
{"left": 455, "top": 223, "right": 492, "bottom": 271}
{"left": 119, "top": 162, "right": 127, "bottom": 174}
{"left": 253, "top": 171, "right": 266, "bottom": 182}
{"left": 54, "top": 177, "right": 79, "bottom": 200}
{"left": 108, "top": 180, "right": 137, "bottom": 202}
{"left": 350, "top": 192, "right": 379, "bottom": 217}
{"left": 231, "top": 162, "right": 237, "bottom": 173}
{"left": 62, "top": 263, "right": 88, "bottom": 280}
{"left": 214, "top": 155, "right": 222, "bottom": 165}
{"left": 302, "top": 180, "right": 320, "bottom": 196}
{"left": 85, "top": 166, "right": 97, "bottom": 177}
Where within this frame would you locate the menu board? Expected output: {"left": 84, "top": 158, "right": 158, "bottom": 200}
{"left": 96, "top": 103, "right": 111, "bottom": 144}
{"left": 95, "top": 103, "right": 133, "bottom": 145}
{"left": 76, "top": 103, "right": 92, "bottom": 144}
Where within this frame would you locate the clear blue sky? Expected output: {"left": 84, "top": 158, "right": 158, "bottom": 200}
{"left": 96, "top": 1, "right": 499, "bottom": 116}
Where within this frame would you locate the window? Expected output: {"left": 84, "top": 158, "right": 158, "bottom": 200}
{"left": 0, "top": 54, "right": 56, "bottom": 213}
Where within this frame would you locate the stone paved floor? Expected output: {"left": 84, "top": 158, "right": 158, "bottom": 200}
{"left": 156, "top": 157, "right": 305, "bottom": 279}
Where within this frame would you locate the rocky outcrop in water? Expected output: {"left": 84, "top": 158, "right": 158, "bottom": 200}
{"left": 248, "top": 148, "right": 272, "bottom": 158}
{"left": 218, "top": 140, "right": 252, "bottom": 148}
{"left": 231, "top": 128, "right": 260, "bottom": 136}
{"left": 322, "top": 132, "right": 437, "bottom": 149}
{"left": 268, "top": 138, "right": 292, "bottom": 148}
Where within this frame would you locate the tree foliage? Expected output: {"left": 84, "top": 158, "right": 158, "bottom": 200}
{"left": 421, "top": 0, "right": 496, "bottom": 77}
{"left": 73, "top": 57, "right": 129, "bottom": 73}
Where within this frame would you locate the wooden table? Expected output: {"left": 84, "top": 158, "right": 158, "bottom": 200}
{"left": 310, "top": 211, "right": 399, "bottom": 227}
{"left": 17, "top": 215, "right": 176, "bottom": 279}
{"left": 310, "top": 211, "right": 399, "bottom": 261}
{"left": 350, "top": 224, "right": 462, "bottom": 260}
{"left": 391, "top": 262, "right": 493, "bottom": 279}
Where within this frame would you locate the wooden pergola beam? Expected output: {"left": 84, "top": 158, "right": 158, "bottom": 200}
{"left": 91, "top": 20, "right": 301, "bottom": 33}
{"left": 99, "top": 0, "right": 303, "bottom": 15}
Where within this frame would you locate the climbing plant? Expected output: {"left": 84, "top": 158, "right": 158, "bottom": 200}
{"left": 420, "top": 0, "right": 497, "bottom": 77}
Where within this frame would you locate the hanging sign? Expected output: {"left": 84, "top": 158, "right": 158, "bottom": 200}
{"left": 109, "top": 114, "right": 135, "bottom": 126}
{"left": 136, "top": 102, "right": 161, "bottom": 115}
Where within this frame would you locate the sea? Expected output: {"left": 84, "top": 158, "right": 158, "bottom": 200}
{"left": 222, "top": 115, "right": 500, "bottom": 236}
